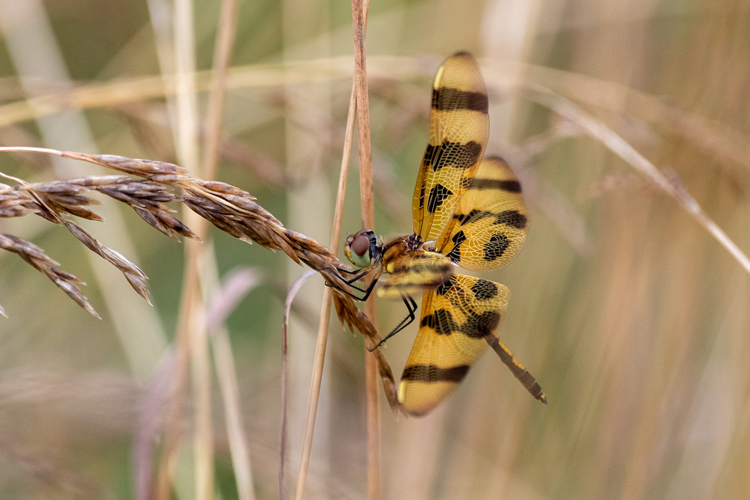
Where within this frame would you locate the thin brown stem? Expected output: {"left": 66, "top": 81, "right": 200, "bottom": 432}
{"left": 351, "top": 0, "right": 379, "bottom": 498}
{"left": 161, "top": 0, "right": 208, "bottom": 496}
{"left": 202, "top": 0, "right": 239, "bottom": 182}
{"left": 201, "top": 1, "right": 254, "bottom": 499}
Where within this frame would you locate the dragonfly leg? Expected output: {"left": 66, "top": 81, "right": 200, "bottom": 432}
{"left": 323, "top": 267, "right": 381, "bottom": 302}
{"left": 311, "top": 264, "right": 369, "bottom": 282}
{"left": 370, "top": 293, "right": 417, "bottom": 351}
{"left": 325, "top": 278, "right": 379, "bottom": 301}
{"left": 331, "top": 266, "right": 369, "bottom": 279}
{"left": 321, "top": 265, "right": 374, "bottom": 287}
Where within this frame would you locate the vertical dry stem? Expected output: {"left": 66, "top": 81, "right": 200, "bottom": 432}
{"left": 351, "top": 0, "right": 380, "bottom": 498}
{"left": 285, "top": 270, "right": 318, "bottom": 500}
{"left": 293, "top": 0, "right": 375, "bottom": 497}
{"left": 158, "top": 0, "right": 210, "bottom": 497}
{"left": 202, "top": 0, "right": 238, "bottom": 181}
{"left": 292, "top": 78, "right": 358, "bottom": 500}
{"left": 199, "top": 1, "right": 258, "bottom": 499}
{"left": 201, "top": 1, "right": 257, "bottom": 499}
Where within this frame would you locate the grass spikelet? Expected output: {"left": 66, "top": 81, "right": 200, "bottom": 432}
{"left": 0, "top": 146, "right": 399, "bottom": 410}
{"left": 62, "top": 220, "right": 151, "bottom": 304}
{"left": 0, "top": 233, "right": 99, "bottom": 318}
{"left": 0, "top": 184, "right": 42, "bottom": 218}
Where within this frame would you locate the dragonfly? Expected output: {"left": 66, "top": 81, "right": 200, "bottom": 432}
{"left": 340, "top": 52, "right": 546, "bottom": 416}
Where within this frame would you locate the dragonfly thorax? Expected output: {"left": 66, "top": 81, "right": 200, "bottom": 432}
{"left": 405, "top": 233, "right": 424, "bottom": 251}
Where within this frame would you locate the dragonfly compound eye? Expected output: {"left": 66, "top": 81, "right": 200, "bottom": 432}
{"left": 351, "top": 231, "right": 371, "bottom": 257}
{"left": 345, "top": 230, "right": 374, "bottom": 268}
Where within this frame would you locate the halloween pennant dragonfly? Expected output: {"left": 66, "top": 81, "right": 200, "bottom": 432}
{"left": 342, "top": 52, "right": 546, "bottom": 416}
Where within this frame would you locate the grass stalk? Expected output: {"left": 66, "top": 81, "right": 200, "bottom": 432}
{"left": 0, "top": 0, "right": 168, "bottom": 384}
{"left": 279, "top": 270, "right": 318, "bottom": 500}
{"left": 526, "top": 86, "right": 750, "bottom": 276}
{"left": 0, "top": 146, "right": 399, "bottom": 496}
{"left": 199, "top": 0, "right": 254, "bottom": 499}
{"left": 2, "top": 54, "right": 750, "bottom": 187}
{"left": 293, "top": 291, "right": 333, "bottom": 500}
{"left": 212, "top": 322, "right": 257, "bottom": 500}
{"left": 292, "top": 65, "right": 359, "bottom": 500}
{"left": 158, "top": 0, "right": 213, "bottom": 497}
{"left": 351, "top": 0, "right": 379, "bottom": 498}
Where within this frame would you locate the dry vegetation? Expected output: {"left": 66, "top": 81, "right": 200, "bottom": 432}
{"left": 2, "top": 0, "right": 750, "bottom": 499}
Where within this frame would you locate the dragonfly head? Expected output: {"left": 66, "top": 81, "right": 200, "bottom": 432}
{"left": 344, "top": 229, "right": 379, "bottom": 268}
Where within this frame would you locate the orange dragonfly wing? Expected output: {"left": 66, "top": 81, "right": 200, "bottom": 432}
{"left": 412, "top": 52, "right": 490, "bottom": 243}
{"left": 398, "top": 274, "right": 509, "bottom": 416}
{"left": 435, "top": 155, "right": 530, "bottom": 271}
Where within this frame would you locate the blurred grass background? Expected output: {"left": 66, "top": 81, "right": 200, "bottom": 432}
{"left": 1, "top": 0, "right": 750, "bottom": 499}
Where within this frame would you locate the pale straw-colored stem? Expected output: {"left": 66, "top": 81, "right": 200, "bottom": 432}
{"left": 526, "top": 86, "right": 750, "bottom": 276}
{"left": 212, "top": 319, "right": 257, "bottom": 500}
{"left": 159, "top": 0, "right": 212, "bottom": 497}
{"left": 200, "top": 0, "right": 256, "bottom": 499}
{"left": 293, "top": 0, "right": 374, "bottom": 498}
{"left": 283, "top": 269, "right": 318, "bottom": 500}
{"left": 292, "top": 82, "right": 358, "bottom": 500}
